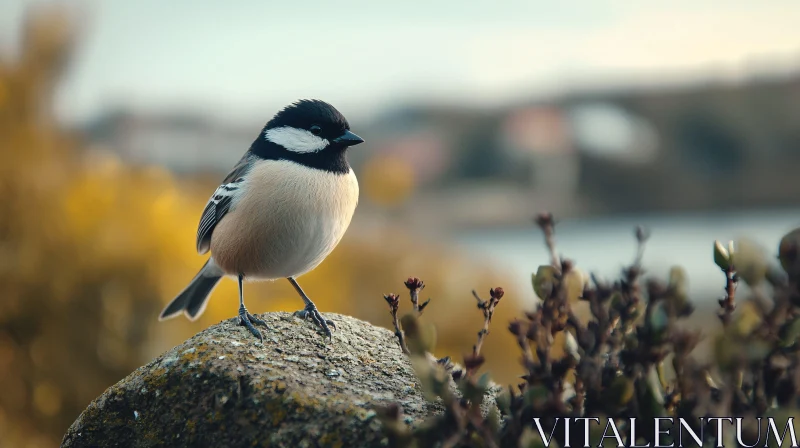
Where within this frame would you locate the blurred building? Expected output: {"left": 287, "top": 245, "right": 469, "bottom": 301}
{"left": 499, "top": 105, "right": 578, "bottom": 195}
{"left": 83, "top": 108, "right": 254, "bottom": 174}
{"left": 80, "top": 70, "right": 800, "bottom": 229}
{"left": 568, "top": 70, "right": 800, "bottom": 215}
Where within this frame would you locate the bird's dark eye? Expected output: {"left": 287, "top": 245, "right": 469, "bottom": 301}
{"left": 309, "top": 125, "right": 321, "bottom": 135}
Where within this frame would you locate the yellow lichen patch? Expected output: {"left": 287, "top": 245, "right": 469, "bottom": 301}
{"left": 264, "top": 400, "right": 287, "bottom": 426}
{"left": 318, "top": 432, "right": 344, "bottom": 448}
{"left": 185, "top": 418, "right": 197, "bottom": 434}
{"left": 357, "top": 354, "right": 376, "bottom": 365}
{"left": 144, "top": 367, "right": 169, "bottom": 389}
{"left": 179, "top": 345, "right": 214, "bottom": 365}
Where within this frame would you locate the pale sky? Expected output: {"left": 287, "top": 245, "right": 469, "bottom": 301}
{"left": 3, "top": 0, "right": 800, "bottom": 125}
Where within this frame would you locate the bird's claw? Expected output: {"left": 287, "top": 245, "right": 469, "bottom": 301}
{"left": 238, "top": 306, "right": 268, "bottom": 341}
{"left": 246, "top": 312, "right": 269, "bottom": 328}
{"left": 294, "top": 303, "right": 335, "bottom": 339}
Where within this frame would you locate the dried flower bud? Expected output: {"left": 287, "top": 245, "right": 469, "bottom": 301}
{"left": 535, "top": 212, "right": 554, "bottom": 228}
{"left": 509, "top": 320, "right": 524, "bottom": 336}
{"left": 463, "top": 353, "right": 485, "bottom": 371}
{"left": 490, "top": 287, "right": 504, "bottom": 300}
{"left": 647, "top": 279, "right": 668, "bottom": 298}
{"left": 580, "top": 285, "right": 596, "bottom": 302}
{"left": 779, "top": 230, "right": 800, "bottom": 277}
{"left": 525, "top": 308, "right": 543, "bottom": 322}
{"left": 404, "top": 277, "right": 425, "bottom": 291}
{"left": 635, "top": 225, "right": 651, "bottom": 243}
{"left": 526, "top": 324, "right": 538, "bottom": 342}
{"left": 625, "top": 265, "right": 643, "bottom": 281}
{"left": 383, "top": 293, "right": 400, "bottom": 310}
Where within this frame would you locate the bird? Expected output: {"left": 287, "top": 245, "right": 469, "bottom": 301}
{"left": 158, "top": 99, "right": 364, "bottom": 341}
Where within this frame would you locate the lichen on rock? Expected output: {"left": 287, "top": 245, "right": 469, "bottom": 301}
{"left": 61, "top": 312, "right": 466, "bottom": 447}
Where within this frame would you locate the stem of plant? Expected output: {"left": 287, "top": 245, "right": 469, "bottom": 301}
{"left": 383, "top": 293, "right": 409, "bottom": 354}
{"left": 393, "top": 315, "right": 409, "bottom": 355}
{"left": 719, "top": 266, "right": 737, "bottom": 326}
{"left": 466, "top": 288, "right": 503, "bottom": 377}
{"left": 536, "top": 212, "right": 560, "bottom": 270}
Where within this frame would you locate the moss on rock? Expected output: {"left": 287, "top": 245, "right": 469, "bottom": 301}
{"left": 61, "top": 312, "right": 452, "bottom": 447}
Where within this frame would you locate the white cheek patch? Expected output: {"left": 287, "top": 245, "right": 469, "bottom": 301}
{"left": 264, "top": 126, "right": 329, "bottom": 153}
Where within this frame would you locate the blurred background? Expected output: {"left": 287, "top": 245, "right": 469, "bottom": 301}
{"left": 2, "top": 0, "right": 800, "bottom": 446}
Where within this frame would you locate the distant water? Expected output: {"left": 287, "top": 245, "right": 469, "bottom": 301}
{"left": 453, "top": 208, "right": 800, "bottom": 305}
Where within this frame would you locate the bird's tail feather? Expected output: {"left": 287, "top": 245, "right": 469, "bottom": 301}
{"left": 159, "top": 259, "right": 223, "bottom": 322}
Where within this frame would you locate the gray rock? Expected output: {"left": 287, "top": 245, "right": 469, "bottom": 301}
{"left": 61, "top": 312, "right": 455, "bottom": 447}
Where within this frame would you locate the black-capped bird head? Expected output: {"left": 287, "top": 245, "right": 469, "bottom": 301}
{"left": 251, "top": 99, "right": 364, "bottom": 174}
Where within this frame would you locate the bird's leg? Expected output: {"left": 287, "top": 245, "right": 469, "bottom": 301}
{"left": 288, "top": 277, "right": 335, "bottom": 339}
{"left": 237, "top": 274, "right": 268, "bottom": 341}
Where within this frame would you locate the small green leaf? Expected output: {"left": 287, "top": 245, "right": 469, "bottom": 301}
{"left": 409, "top": 355, "right": 438, "bottom": 402}
{"left": 728, "top": 240, "right": 736, "bottom": 264}
{"left": 778, "top": 228, "right": 800, "bottom": 277}
{"left": 458, "top": 379, "right": 481, "bottom": 404}
{"left": 666, "top": 265, "right": 693, "bottom": 317}
{"left": 564, "top": 330, "right": 580, "bottom": 361}
{"left": 588, "top": 417, "right": 616, "bottom": 448}
{"left": 713, "top": 330, "right": 739, "bottom": 372}
{"left": 733, "top": 300, "right": 762, "bottom": 337}
{"left": 564, "top": 268, "right": 586, "bottom": 303}
{"left": 668, "top": 266, "right": 689, "bottom": 303}
{"left": 495, "top": 388, "right": 511, "bottom": 414}
{"left": 523, "top": 384, "right": 550, "bottom": 408}
{"left": 420, "top": 322, "right": 436, "bottom": 354}
{"left": 734, "top": 237, "right": 768, "bottom": 286}
{"left": 519, "top": 427, "right": 554, "bottom": 448}
{"left": 609, "top": 292, "right": 624, "bottom": 312}
{"left": 487, "top": 406, "right": 501, "bottom": 434}
{"left": 638, "top": 371, "right": 667, "bottom": 422}
{"left": 649, "top": 303, "right": 669, "bottom": 333}
{"left": 778, "top": 317, "right": 800, "bottom": 348}
{"left": 714, "top": 240, "right": 730, "bottom": 270}
{"left": 477, "top": 372, "right": 492, "bottom": 390}
{"left": 763, "top": 408, "right": 800, "bottom": 448}
{"left": 400, "top": 313, "right": 436, "bottom": 355}
{"left": 533, "top": 265, "right": 557, "bottom": 299}
{"left": 603, "top": 375, "right": 634, "bottom": 409}
{"left": 744, "top": 339, "right": 772, "bottom": 363}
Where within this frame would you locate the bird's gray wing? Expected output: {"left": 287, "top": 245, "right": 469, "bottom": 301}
{"left": 196, "top": 152, "right": 255, "bottom": 254}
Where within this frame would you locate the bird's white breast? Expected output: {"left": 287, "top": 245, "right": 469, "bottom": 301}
{"left": 209, "top": 160, "right": 359, "bottom": 280}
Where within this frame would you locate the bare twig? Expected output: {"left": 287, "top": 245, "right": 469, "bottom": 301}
{"left": 465, "top": 287, "right": 504, "bottom": 377}
{"left": 718, "top": 266, "right": 738, "bottom": 326}
{"left": 383, "top": 293, "right": 409, "bottom": 354}
{"left": 633, "top": 225, "right": 651, "bottom": 268}
{"left": 441, "top": 431, "right": 465, "bottom": 448}
{"left": 535, "top": 212, "right": 560, "bottom": 270}
{"left": 509, "top": 318, "right": 536, "bottom": 373}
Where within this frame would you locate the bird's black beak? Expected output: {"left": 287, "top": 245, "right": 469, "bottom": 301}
{"left": 332, "top": 130, "right": 364, "bottom": 147}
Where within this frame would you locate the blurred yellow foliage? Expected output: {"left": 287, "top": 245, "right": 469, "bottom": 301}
{"left": 0, "top": 7, "right": 525, "bottom": 446}
{"left": 360, "top": 152, "right": 416, "bottom": 206}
